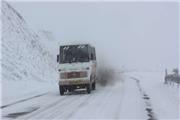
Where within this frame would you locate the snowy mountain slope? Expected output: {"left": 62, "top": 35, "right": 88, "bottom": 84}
{"left": 1, "top": 1, "right": 57, "bottom": 105}
{"left": 37, "top": 30, "right": 59, "bottom": 60}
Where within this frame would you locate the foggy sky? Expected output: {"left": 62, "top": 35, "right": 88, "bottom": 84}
{"left": 10, "top": 1, "right": 179, "bottom": 71}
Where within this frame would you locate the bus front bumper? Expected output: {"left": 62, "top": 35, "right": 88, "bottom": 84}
{"left": 59, "top": 79, "right": 90, "bottom": 85}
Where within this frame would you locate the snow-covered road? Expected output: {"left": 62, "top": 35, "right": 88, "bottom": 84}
{"left": 2, "top": 72, "right": 179, "bottom": 120}
{"left": 2, "top": 75, "right": 149, "bottom": 120}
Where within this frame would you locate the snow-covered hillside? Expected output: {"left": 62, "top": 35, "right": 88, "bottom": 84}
{"left": 1, "top": 1, "right": 57, "bottom": 105}
{"left": 37, "top": 30, "right": 59, "bottom": 60}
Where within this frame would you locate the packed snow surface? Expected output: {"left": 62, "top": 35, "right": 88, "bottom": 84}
{"left": 2, "top": 71, "right": 179, "bottom": 120}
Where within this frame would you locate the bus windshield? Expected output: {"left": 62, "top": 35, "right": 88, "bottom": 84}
{"left": 60, "top": 45, "right": 89, "bottom": 63}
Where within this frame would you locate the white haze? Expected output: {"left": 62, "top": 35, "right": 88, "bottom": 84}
{"left": 9, "top": 1, "right": 179, "bottom": 71}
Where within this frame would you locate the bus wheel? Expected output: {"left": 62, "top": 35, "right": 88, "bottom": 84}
{"left": 87, "top": 84, "right": 91, "bottom": 94}
{"left": 59, "top": 85, "right": 64, "bottom": 95}
{"left": 92, "top": 82, "right": 96, "bottom": 90}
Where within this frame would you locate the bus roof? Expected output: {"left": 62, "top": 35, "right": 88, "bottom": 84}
{"left": 60, "top": 43, "right": 94, "bottom": 48}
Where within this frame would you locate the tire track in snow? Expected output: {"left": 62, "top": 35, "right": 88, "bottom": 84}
{"left": 3, "top": 94, "right": 68, "bottom": 119}
{"left": 21, "top": 90, "right": 96, "bottom": 119}
{"left": 48, "top": 94, "right": 90, "bottom": 119}
{"left": 131, "top": 77, "right": 157, "bottom": 120}
{"left": 4, "top": 81, "right": 125, "bottom": 119}
{"left": 4, "top": 107, "right": 40, "bottom": 119}
{"left": 60, "top": 94, "right": 94, "bottom": 119}
{"left": 49, "top": 90, "right": 106, "bottom": 119}
{"left": 20, "top": 95, "right": 80, "bottom": 119}
{"left": 114, "top": 82, "right": 125, "bottom": 119}
{"left": 1, "top": 93, "right": 48, "bottom": 109}
{"left": 65, "top": 83, "right": 125, "bottom": 119}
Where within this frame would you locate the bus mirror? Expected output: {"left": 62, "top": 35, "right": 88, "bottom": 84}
{"left": 57, "top": 55, "right": 59, "bottom": 63}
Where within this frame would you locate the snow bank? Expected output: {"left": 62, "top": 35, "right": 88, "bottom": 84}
{"left": 128, "top": 71, "right": 179, "bottom": 119}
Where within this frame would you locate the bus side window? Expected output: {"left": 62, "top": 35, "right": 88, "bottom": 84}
{"left": 90, "top": 47, "right": 96, "bottom": 61}
{"left": 93, "top": 48, "right": 96, "bottom": 60}
{"left": 57, "top": 54, "right": 59, "bottom": 63}
{"left": 91, "top": 53, "right": 94, "bottom": 60}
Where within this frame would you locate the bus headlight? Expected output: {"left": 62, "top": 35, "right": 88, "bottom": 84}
{"left": 60, "top": 72, "right": 67, "bottom": 79}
